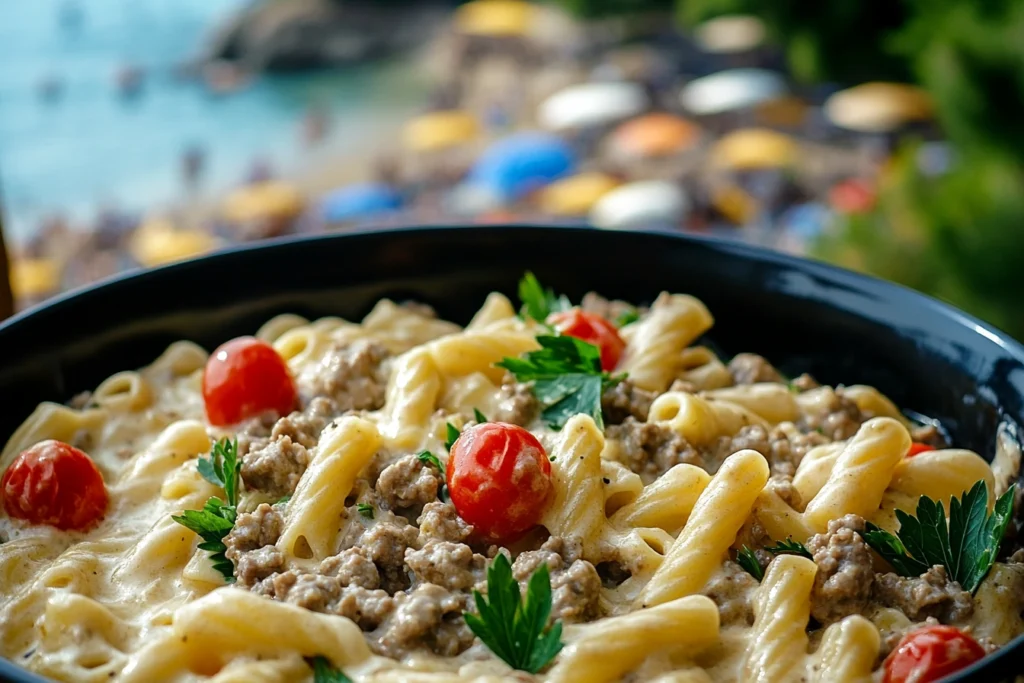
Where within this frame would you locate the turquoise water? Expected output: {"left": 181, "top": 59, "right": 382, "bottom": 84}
{"left": 0, "top": 0, "right": 426, "bottom": 242}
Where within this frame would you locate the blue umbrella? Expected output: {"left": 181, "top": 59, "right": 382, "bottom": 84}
{"left": 320, "top": 183, "right": 403, "bottom": 222}
{"left": 469, "top": 133, "right": 576, "bottom": 201}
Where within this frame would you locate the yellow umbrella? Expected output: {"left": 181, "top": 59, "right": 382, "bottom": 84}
{"left": 539, "top": 172, "right": 620, "bottom": 216}
{"left": 454, "top": 0, "right": 535, "bottom": 38}
{"left": 131, "top": 217, "right": 218, "bottom": 267}
{"left": 10, "top": 258, "right": 60, "bottom": 299}
{"left": 609, "top": 113, "right": 701, "bottom": 158}
{"left": 222, "top": 181, "right": 305, "bottom": 224}
{"left": 824, "top": 82, "right": 932, "bottom": 133}
{"left": 710, "top": 128, "right": 797, "bottom": 171}
{"left": 404, "top": 110, "right": 480, "bottom": 153}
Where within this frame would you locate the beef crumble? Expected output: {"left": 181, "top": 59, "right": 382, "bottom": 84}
{"left": 873, "top": 566, "right": 974, "bottom": 623}
{"left": 299, "top": 340, "right": 390, "bottom": 412}
{"left": 511, "top": 537, "right": 602, "bottom": 623}
{"left": 605, "top": 417, "right": 702, "bottom": 482}
{"left": 807, "top": 514, "right": 875, "bottom": 625}
{"left": 240, "top": 435, "right": 309, "bottom": 499}
{"left": 727, "top": 353, "right": 784, "bottom": 385}
{"left": 376, "top": 454, "right": 442, "bottom": 511}
{"left": 224, "top": 503, "right": 285, "bottom": 588}
{"left": 602, "top": 379, "right": 656, "bottom": 425}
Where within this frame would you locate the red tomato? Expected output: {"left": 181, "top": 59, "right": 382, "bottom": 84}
{"left": 203, "top": 336, "right": 297, "bottom": 427}
{"left": 883, "top": 625, "right": 986, "bottom": 683}
{"left": 1, "top": 440, "right": 108, "bottom": 531}
{"left": 907, "top": 442, "right": 937, "bottom": 457}
{"left": 447, "top": 422, "right": 552, "bottom": 543}
{"left": 548, "top": 308, "right": 625, "bottom": 372}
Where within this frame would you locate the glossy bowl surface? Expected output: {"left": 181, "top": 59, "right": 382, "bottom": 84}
{"left": 1, "top": 225, "right": 1022, "bottom": 682}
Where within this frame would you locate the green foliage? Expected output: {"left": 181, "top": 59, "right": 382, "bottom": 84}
{"left": 172, "top": 498, "right": 237, "bottom": 582}
{"left": 765, "top": 538, "right": 812, "bottom": 560}
{"left": 549, "top": 0, "right": 674, "bottom": 19}
{"left": 736, "top": 545, "right": 763, "bottom": 581}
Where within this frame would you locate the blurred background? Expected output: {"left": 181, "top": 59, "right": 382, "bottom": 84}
{"left": 1, "top": 0, "right": 1021, "bottom": 339}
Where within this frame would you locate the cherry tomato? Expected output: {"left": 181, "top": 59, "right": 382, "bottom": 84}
{"left": 883, "top": 625, "right": 985, "bottom": 683}
{"left": 548, "top": 308, "right": 625, "bottom": 372}
{"left": 1, "top": 440, "right": 108, "bottom": 531}
{"left": 203, "top": 336, "right": 297, "bottom": 427}
{"left": 447, "top": 422, "right": 552, "bottom": 543}
{"left": 907, "top": 442, "right": 937, "bottom": 457}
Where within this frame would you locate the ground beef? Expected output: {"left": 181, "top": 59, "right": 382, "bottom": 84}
{"left": 375, "top": 584, "right": 475, "bottom": 658}
{"left": 303, "top": 340, "right": 390, "bottom": 411}
{"left": 605, "top": 417, "right": 702, "bottom": 482}
{"left": 580, "top": 292, "right": 638, "bottom": 324}
{"left": 704, "top": 424, "right": 817, "bottom": 476}
{"left": 512, "top": 537, "right": 601, "bottom": 623}
{"left": 703, "top": 561, "right": 758, "bottom": 626}
{"left": 240, "top": 435, "right": 309, "bottom": 498}
{"left": 405, "top": 541, "right": 486, "bottom": 591}
{"left": 491, "top": 378, "right": 538, "bottom": 426}
{"left": 728, "top": 353, "right": 784, "bottom": 385}
{"left": 807, "top": 514, "right": 875, "bottom": 625}
{"left": 271, "top": 397, "right": 337, "bottom": 449}
{"left": 224, "top": 503, "right": 285, "bottom": 587}
{"left": 874, "top": 566, "right": 974, "bottom": 623}
{"left": 417, "top": 502, "right": 475, "bottom": 544}
{"left": 320, "top": 547, "right": 380, "bottom": 589}
{"left": 909, "top": 423, "right": 949, "bottom": 449}
{"left": 800, "top": 391, "right": 865, "bottom": 441}
{"left": 257, "top": 570, "right": 342, "bottom": 612}
{"left": 359, "top": 515, "right": 421, "bottom": 593}
{"left": 376, "top": 454, "right": 442, "bottom": 511}
{"left": 602, "top": 379, "right": 656, "bottom": 425}
{"left": 338, "top": 586, "right": 397, "bottom": 630}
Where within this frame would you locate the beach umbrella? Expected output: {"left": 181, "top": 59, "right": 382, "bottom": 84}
{"left": 130, "top": 217, "right": 218, "bottom": 267}
{"left": 608, "top": 113, "right": 701, "bottom": 159}
{"left": 10, "top": 258, "right": 59, "bottom": 300}
{"left": 469, "top": 133, "right": 576, "bottom": 201}
{"left": 539, "top": 172, "right": 620, "bottom": 216}
{"left": 710, "top": 128, "right": 798, "bottom": 171}
{"left": 454, "top": 0, "right": 535, "bottom": 38}
{"left": 538, "top": 82, "right": 649, "bottom": 131}
{"left": 222, "top": 181, "right": 304, "bottom": 224}
{"left": 590, "top": 180, "right": 690, "bottom": 230}
{"left": 824, "top": 82, "right": 932, "bottom": 133}
{"left": 694, "top": 15, "right": 766, "bottom": 54}
{"left": 320, "top": 183, "right": 403, "bottom": 223}
{"left": 404, "top": 110, "right": 481, "bottom": 153}
{"left": 679, "top": 69, "right": 787, "bottom": 116}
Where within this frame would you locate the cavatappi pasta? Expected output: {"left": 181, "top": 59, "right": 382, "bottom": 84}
{"left": 2, "top": 288, "right": 1023, "bottom": 683}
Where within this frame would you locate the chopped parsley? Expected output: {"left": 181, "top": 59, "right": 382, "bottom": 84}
{"left": 464, "top": 553, "right": 564, "bottom": 673}
{"left": 445, "top": 422, "right": 461, "bottom": 451}
{"left": 765, "top": 538, "right": 813, "bottom": 560}
{"left": 417, "top": 450, "right": 449, "bottom": 502}
{"left": 862, "top": 481, "right": 1016, "bottom": 593}
{"left": 473, "top": 408, "right": 488, "bottom": 424}
{"left": 614, "top": 309, "right": 640, "bottom": 327}
{"left": 172, "top": 438, "right": 242, "bottom": 582}
{"left": 518, "top": 271, "right": 571, "bottom": 324}
{"left": 356, "top": 503, "right": 374, "bottom": 519}
{"left": 496, "top": 335, "right": 624, "bottom": 429}
{"left": 275, "top": 494, "right": 292, "bottom": 506}
{"left": 308, "top": 655, "right": 352, "bottom": 683}
{"left": 736, "top": 545, "right": 764, "bottom": 582}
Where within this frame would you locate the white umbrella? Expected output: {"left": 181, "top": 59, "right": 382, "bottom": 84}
{"left": 679, "top": 68, "right": 787, "bottom": 116}
{"left": 590, "top": 180, "right": 690, "bottom": 230}
{"left": 538, "top": 82, "right": 650, "bottom": 131}
{"left": 695, "top": 15, "right": 766, "bottom": 54}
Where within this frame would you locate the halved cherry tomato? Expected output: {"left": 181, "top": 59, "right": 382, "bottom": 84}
{"left": 548, "top": 308, "right": 625, "bottom": 371}
{"left": 203, "top": 336, "right": 297, "bottom": 427}
{"left": 883, "top": 625, "right": 985, "bottom": 683}
{"left": 447, "top": 422, "right": 552, "bottom": 543}
{"left": 907, "top": 442, "right": 937, "bottom": 457}
{"left": 1, "top": 440, "right": 108, "bottom": 531}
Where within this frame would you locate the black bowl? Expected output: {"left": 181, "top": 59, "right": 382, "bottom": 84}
{"left": 1, "top": 225, "right": 1022, "bottom": 682}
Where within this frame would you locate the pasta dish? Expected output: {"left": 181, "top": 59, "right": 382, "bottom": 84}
{"left": 2, "top": 274, "right": 1022, "bottom": 683}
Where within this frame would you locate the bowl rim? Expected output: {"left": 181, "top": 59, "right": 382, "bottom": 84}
{"left": 1, "top": 224, "right": 1022, "bottom": 683}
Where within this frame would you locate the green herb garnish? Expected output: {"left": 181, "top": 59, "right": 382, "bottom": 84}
{"left": 863, "top": 482, "right": 1016, "bottom": 593}
{"left": 356, "top": 503, "right": 374, "bottom": 519}
{"left": 464, "top": 553, "right": 564, "bottom": 673}
{"left": 518, "top": 272, "right": 571, "bottom": 324}
{"left": 765, "top": 538, "right": 813, "bottom": 560}
{"left": 308, "top": 655, "right": 352, "bottom": 683}
{"left": 474, "top": 408, "right": 488, "bottom": 424}
{"left": 614, "top": 310, "right": 640, "bottom": 327}
{"left": 275, "top": 494, "right": 292, "bottom": 506}
{"left": 736, "top": 545, "right": 764, "bottom": 581}
{"left": 173, "top": 438, "right": 243, "bottom": 582}
{"left": 445, "top": 422, "right": 461, "bottom": 451}
{"left": 417, "top": 450, "right": 445, "bottom": 472}
{"left": 496, "top": 335, "right": 624, "bottom": 429}
{"left": 417, "top": 450, "right": 449, "bottom": 502}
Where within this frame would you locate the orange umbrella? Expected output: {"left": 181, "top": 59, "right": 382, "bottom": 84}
{"left": 609, "top": 113, "right": 701, "bottom": 159}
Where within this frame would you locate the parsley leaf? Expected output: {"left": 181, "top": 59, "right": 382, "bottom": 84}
{"left": 736, "top": 545, "right": 764, "bottom": 581}
{"left": 862, "top": 482, "right": 1016, "bottom": 593}
{"left": 765, "top": 538, "right": 813, "bottom": 560}
{"left": 474, "top": 408, "right": 488, "bottom": 424}
{"left": 518, "top": 272, "right": 571, "bottom": 323}
{"left": 356, "top": 503, "right": 374, "bottom": 519}
{"left": 417, "top": 450, "right": 449, "bottom": 502}
{"left": 172, "top": 497, "right": 237, "bottom": 582}
{"left": 464, "top": 553, "right": 563, "bottom": 673}
{"left": 417, "top": 450, "right": 445, "bottom": 472}
{"left": 308, "top": 655, "right": 352, "bottom": 683}
{"left": 496, "top": 335, "right": 624, "bottom": 429}
{"left": 614, "top": 310, "right": 640, "bottom": 327}
{"left": 445, "top": 423, "right": 461, "bottom": 451}
{"left": 275, "top": 494, "right": 291, "bottom": 506}
{"left": 197, "top": 438, "right": 241, "bottom": 507}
